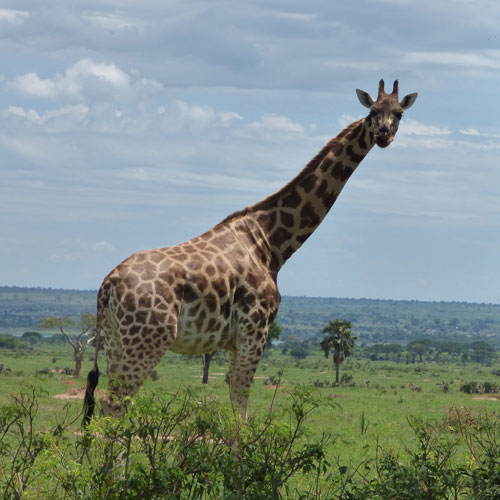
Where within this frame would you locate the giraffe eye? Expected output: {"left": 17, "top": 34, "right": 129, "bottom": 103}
{"left": 394, "top": 112, "right": 403, "bottom": 120}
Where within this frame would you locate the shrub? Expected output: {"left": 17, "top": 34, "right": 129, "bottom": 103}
{"left": 0, "top": 385, "right": 332, "bottom": 499}
{"left": 264, "top": 369, "right": 283, "bottom": 386}
{"left": 313, "top": 379, "right": 332, "bottom": 388}
{"left": 460, "top": 381, "right": 499, "bottom": 394}
{"left": 313, "top": 374, "right": 354, "bottom": 388}
{"left": 437, "top": 381, "right": 450, "bottom": 393}
{"left": 3, "top": 386, "right": 500, "bottom": 499}
{"left": 340, "top": 373, "right": 354, "bottom": 385}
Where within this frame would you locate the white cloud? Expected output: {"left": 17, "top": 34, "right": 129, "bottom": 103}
{"left": 460, "top": 128, "right": 480, "bottom": 136}
{"left": 8, "top": 104, "right": 88, "bottom": 126}
{"left": 175, "top": 101, "right": 216, "bottom": 125}
{"left": 249, "top": 114, "right": 305, "bottom": 134}
{"left": 157, "top": 100, "right": 243, "bottom": 131}
{"left": 44, "top": 104, "right": 89, "bottom": 119}
{"left": 338, "top": 114, "right": 364, "bottom": 129}
{"left": 407, "top": 50, "right": 500, "bottom": 70}
{"left": 8, "top": 59, "right": 162, "bottom": 102}
{"left": 93, "top": 241, "right": 115, "bottom": 252}
{"left": 399, "top": 119, "right": 451, "bottom": 136}
{"left": 66, "top": 59, "right": 130, "bottom": 89}
{"left": 271, "top": 11, "right": 317, "bottom": 23}
{"left": 0, "top": 9, "right": 28, "bottom": 24}
{"left": 10, "top": 72, "right": 56, "bottom": 98}
{"left": 220, "top": 111, "right": 243, "bottom": 123}
{"left": 8, "top": 106, "right": 42, "bottom": 122}
{"left": 83, "top": 13, "right": 142, "bottom": 32}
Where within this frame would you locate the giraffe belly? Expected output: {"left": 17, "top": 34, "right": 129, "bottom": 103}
{"left": 168, "top": 309, "right": 233, "bottom": 355}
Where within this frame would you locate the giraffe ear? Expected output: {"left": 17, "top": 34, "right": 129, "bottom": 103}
{"left": 356, "top": 89, "right": 375, "bottom": 109}
{"left": 400, "top": 92, "right": 418, "bottom": 110}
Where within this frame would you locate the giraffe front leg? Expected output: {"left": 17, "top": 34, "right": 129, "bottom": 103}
{"left": 228, "top": 335, "right": 266, "bottom": 419}
{"left": 228, "top": 350, "right": 249, "bottom": 419}
{"left": 100, "top": 373, "right": 142, "bottom": 417}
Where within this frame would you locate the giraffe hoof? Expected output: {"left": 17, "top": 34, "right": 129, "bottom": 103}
{"left": 100, "top": 396, "right": 126, "bottom": 417}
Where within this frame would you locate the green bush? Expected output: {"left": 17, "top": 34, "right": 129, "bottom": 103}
{"left": 460, "top": 381, "right": 499, "bottom": 394}
{"left": 0, "top": 386, "right": 332, "bottom": 499}
{"left": 2, "top": 386, "right": 500, "bottom": 499}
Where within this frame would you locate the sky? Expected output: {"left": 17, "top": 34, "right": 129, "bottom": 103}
{"left": 1, "top": 0, "right": 499, "bottom": 304}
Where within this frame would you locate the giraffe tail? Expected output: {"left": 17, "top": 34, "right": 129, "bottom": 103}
{"left": 82, "top": 310, "right": 103, "bottom": 427}
{"left": 82, "top": 364, "right": 99, "bottom": 427}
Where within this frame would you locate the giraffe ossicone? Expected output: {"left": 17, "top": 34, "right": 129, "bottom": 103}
{"left": 83, "top": 80, "right": 418, "bottom": 425}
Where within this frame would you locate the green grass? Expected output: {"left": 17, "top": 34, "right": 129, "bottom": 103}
{"left": 1, "top": 344, "right": 499, "bottom": 469}
{"left": 3, "top": 345, "right": 500, "bottom": 498}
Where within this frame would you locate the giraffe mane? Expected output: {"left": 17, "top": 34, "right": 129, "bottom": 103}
{"left": 217, "top": 120, "right": 362, "bottom": 226}
{"left": 217, "top": 147, "right": 330, "bottom": 226}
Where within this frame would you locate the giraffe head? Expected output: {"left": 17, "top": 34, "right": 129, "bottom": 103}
{"left": 356, "top": 79, "right": 418, "bottom": 148}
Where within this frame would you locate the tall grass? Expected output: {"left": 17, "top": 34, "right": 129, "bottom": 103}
{"left": 2, "top": 345, "right": 500, "bottom": 498}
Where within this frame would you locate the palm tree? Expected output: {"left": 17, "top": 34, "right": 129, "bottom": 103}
{"left": 320, "top": 319, "right": 357, "bottom": 385}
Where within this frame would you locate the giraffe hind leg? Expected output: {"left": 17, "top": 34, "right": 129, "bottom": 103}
{"left": 101, "top": 320, "right": 178, "bottom": 417}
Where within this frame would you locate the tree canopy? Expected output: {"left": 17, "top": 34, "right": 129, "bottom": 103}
{"left": 320, "top": 319, "right": 357, "bottom": 384}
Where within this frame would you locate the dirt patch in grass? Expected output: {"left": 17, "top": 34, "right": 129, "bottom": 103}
{"left": 53, "top": 387, "right": 107, "bottom": 400}
{"left": 473, "top": 395, "right": 500, "bottom": 401}
{"left": 61, "top": 379, "right": 78, "bottom": 385}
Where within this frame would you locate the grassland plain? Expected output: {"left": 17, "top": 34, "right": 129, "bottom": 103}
{"left": 1, "top": 343, "right": 499, "bottom": 471}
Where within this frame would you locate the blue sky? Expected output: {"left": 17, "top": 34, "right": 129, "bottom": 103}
{"left": 1, "top": 0, "right": 499, "bottom": 303}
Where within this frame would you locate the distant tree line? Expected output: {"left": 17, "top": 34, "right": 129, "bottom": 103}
{"left": 277, "top": 296, "right": 500, "bottom": 346}
{"left": 272, "top": 327, "right": 497, "bottom": 367}
{"left": 2, "top": 287, "right": 500, "bottom": 346}
{"left": 361, "top": 338, "right": 496, "bottom": 364}
{"left": 0, "top": 331, "right": 67, "bottom": 350}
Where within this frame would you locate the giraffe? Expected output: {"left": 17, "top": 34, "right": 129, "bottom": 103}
{"left": 83, "top": 79, "right": 417, "bottom": 425}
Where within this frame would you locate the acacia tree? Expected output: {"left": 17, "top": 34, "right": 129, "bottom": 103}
{"left": 320, "top": 319, "right": 357, "bottom": 385}
{"left": 267, "top": 321, "right": 283, "bottom": 349}
{"left": 39, "top": 314, "right": 96, "bottom": 377}
{"left": 21, "top": 331, "right": 43, "bottom": 349}
{"left": 407, "top": 340, "right": 431, "bottom": 363}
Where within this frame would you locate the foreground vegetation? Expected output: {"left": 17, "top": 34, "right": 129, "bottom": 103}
{"left": 1, "top": 382, "right": 500, "bottom": 499}
{"left": 1, "top": 342, "right": 500, "bottom": 498}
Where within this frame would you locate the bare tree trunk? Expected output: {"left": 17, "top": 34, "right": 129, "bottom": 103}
{"left": 74, "top": 352, "right": 83, "bottom": 378}
{"left": 202, "top": 353, "right": 215, "bottom": 384}
{"left": 335, "top": 362, "right": 340, "bottom": 385}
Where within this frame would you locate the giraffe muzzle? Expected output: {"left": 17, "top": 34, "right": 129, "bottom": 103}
{"left": 375, "top": 133, "right": 393, "bottom": 148}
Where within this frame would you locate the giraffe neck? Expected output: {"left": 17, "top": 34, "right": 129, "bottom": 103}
{"left": 234, "top": 117, "right": 376, "bottom": 271}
